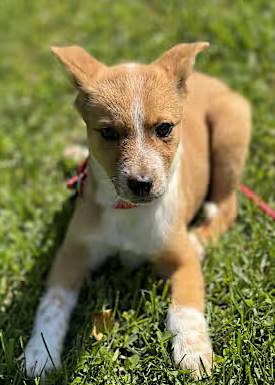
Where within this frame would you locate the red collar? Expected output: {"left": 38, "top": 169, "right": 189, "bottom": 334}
{"left": 66, "top": 157, "right": 137, "bottom": 209}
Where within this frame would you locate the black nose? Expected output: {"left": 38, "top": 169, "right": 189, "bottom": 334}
{"left": 127, "top": 175, "right": 153, "bottom": 197}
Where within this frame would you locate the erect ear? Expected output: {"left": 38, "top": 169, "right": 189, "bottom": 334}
{"left": 51, "top": 45, "right": 105, "bottom": 90}
{"left": 154, "top": 42, "right": 209, "bottom": 89}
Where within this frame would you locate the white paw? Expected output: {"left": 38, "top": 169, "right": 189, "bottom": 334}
{"left": 167, "top": 306, "right": 213, "bottom": 378}
{"left": 21, "top": 287, "right": 78, "bottom": 378}
{"left": 23, "top": 335, "right": 61, "bottom": 378}
{"left": 203, "top": 201, "right": 219, "bottom": 220}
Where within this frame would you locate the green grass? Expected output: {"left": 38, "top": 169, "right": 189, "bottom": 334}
{"left": 0, "top": 0, "right": 274, "bottom": 384}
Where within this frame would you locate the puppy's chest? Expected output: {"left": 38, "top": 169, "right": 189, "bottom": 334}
{"left": 93, "top": 200, "right": 175, "bottom": 259}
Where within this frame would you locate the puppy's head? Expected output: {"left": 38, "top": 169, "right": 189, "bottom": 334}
{"left": 52, "top": 42, "right": 208, "bottom": 204}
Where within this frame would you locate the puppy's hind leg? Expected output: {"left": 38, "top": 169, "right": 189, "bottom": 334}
{"left": 192, "top": 91, "right": 251, "bottom": 248}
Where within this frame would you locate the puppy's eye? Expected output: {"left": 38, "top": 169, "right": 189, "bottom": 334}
{"left": 100, "top": 127, "right": 120, "bottom": 141}
{"left": 155, "top": 122, "right": 174, "bottom": 138}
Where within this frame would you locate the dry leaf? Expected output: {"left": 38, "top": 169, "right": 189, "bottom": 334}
{"left": 92, "top": 309, "right": 114, "bottom": 341}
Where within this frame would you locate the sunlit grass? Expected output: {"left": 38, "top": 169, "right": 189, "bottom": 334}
{"left": 0, "top": 1, "right": 274, "bottom": 384}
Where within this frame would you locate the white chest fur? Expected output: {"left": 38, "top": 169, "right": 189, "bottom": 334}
{"left": 86, "top": 145, "right": 182, "bottom": 266}
{"left": 100, "top": 197, "right": 174, "bottom": 256}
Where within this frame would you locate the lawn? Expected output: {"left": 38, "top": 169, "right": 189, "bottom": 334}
{"left": 0, "top": 1, "right": 274, "bottom": 384}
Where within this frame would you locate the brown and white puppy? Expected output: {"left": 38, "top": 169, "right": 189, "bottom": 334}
{"left": 23, "top": 43, "right": 251, "bottom": 379}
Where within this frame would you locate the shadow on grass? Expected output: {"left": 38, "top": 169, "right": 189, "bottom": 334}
{"left": 0, "top": 196, "right": 159, "bottom": 385}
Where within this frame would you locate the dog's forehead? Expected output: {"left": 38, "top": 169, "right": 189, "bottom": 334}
{"left": 89, "top": 64, "right": 181, "bottom": 123}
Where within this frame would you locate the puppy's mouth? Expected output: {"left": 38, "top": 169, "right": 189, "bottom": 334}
{"left": 120, "top": 196, "right": 158, "bottom": 205}
{"left": 114, "top": 196, "right": 160, "bottom": 210}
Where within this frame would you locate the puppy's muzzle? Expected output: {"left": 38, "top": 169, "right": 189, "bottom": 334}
{"left": 127, "top": 175, "right": 153, "bottom": 197}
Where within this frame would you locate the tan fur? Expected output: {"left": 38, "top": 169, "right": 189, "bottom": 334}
{"left": 24, "top": 43, "right": 251, "bottom": 379}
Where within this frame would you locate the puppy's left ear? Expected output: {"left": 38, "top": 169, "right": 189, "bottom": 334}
{"left": 51, "top": 45, "right": 105, "bottom": 90}
{"left": 154, "top": 42, "right": 209, "bottom": 89}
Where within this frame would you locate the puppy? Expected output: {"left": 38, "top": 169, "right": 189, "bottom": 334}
{"left": 23, "top": 42, "right": 251, "bottom": 378}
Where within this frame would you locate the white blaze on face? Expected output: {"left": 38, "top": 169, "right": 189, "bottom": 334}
{"left": 132, "top": 97, "right": 144, "bottom": 150}
{"left": 128, "top": 72, "right": 165, "bottom": 186}
{"left": 129, "top": 71, "right": 145, "bottom": 150}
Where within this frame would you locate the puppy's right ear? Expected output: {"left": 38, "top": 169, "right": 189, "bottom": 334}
{"left": 51, "top": 45, "right": 105, "bottom": 90}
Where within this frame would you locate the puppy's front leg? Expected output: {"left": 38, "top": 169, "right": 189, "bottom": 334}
{"left": 23, "top": 285, "right": 78, "bottom": 377}
{"left": 162, "top": 233, "right": 213, "bottom": 378}
{"left": 23, "top": 235, "right": 91, "bottom": 377}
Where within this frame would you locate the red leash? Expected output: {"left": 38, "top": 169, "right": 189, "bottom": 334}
{"left": 67, "top": 157, "right": 275, "bottom": 220}
{"left": 239, "top": 184, "right": 275, "bottom": 220}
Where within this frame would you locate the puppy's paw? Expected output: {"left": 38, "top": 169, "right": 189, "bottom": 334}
{"left": 20, "top": 287, "right": 78, "bottom": 378}
{"left": 203, "top": 201, "right": 219, "bottom": 221}
{"left": 192, "top": 201, "right": 220, "bottom": 246}
{"left": 167, "top": 306, "right": 213, "bottom": 379}
{"left": 22, "top": 335, "right": 61, "bottom": 378}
